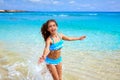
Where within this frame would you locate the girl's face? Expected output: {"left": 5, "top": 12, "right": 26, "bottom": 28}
{"left": 47, "top": 21, "right": 57, "bottom": 34}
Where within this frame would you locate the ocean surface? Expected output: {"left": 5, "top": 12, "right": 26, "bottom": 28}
{"left": 0, "top": 12, "right": 120, "bottom": 80}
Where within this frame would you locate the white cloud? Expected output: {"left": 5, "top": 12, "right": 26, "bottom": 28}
{"left": 109, "top": 1, "right": 116, "bottom": 4}
{"left": 77, "top": 3, "right": 96, "bottom": 10}
{"left": 80, "top": 4, "right": 91, "bottom": 7}
{"left": 28, "top": 0, "right": 52, "bottom": 4}
{"left": 29, "top": 0, "right": 42, "bottom": 2}
{"left": 28, "top": 0, "right": 60, "bottom": 5}
{"left": 69, "top": 0, "right": 75, "bottom": 4}
{"left": 52, "top": 0, "right": 59, "bottom": 4}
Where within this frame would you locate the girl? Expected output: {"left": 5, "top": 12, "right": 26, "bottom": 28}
{"left": 38, "top": 19, "right": 86, "bottom": 80}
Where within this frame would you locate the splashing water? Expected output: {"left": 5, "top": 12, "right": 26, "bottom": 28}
{"left": 0, "top": 42, "right": 53, "bottom": 80}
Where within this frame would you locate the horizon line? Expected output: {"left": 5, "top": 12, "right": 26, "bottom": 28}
{"left": 0, "top": 9, "right": 120, "bottom": 13}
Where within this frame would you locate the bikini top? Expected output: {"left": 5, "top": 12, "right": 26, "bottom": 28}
{"left": 49, "top": 34, "right": 64, "bottom": 51}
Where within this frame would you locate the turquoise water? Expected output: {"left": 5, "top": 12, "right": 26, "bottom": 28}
{"left": 0, "top": 12, "right": 120, "bottom": 80}
{"left": 0, "top": 12, "right": 120, "bottom": 51}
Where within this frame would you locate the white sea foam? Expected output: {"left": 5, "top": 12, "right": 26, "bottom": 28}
{"left": 53, "top": 14, "right": 68, "bottom": 17}
{"left": 88, "top": 13, "right": 98, "bottom": 16}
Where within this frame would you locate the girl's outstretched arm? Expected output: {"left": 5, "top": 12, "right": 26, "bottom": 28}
{"left": 61, "top": 33, "right": 86, "bottom": 41}
{"left": 38, "top": 38, "right": 51, "bottom": 64}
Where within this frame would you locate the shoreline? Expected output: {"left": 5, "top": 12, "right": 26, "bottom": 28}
{"left": 0, "top": 10, "right": 120, "bottom": 13}
{"left": 0, "top": 42, "right": 120, "bottom": 80}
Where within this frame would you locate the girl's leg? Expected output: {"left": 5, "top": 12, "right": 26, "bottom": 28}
{"left": 56, "top": 63, "right": 62, "bottom": 80}
{"left": 47, "top": 64, "right": 59, "bottom": 80}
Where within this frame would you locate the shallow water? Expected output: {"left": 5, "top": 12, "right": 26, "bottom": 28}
{"left": 63, "top": 50, "right": 120, "bottom": 80}
{"left": 0, "top": 12, "right": 120, "bottom": 80}
{"left": 0, "top": 42, "right": 120, "bottom": 80}
{"left": 0, "top": 42, "right": 52, "bottom": 80}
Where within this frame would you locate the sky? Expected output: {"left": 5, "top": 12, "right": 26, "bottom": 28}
{"left": 0, "top": 0, "right": 120, "bottom": 12}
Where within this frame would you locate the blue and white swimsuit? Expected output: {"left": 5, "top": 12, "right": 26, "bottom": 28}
{"left": 45, "top": 34, "right": 64, "bottom": 65}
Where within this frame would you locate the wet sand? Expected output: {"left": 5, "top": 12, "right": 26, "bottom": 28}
{"left": 63, "top": 50, "right": 120, "bottom": 80}
{"left": 0, "top": 42, "right": 120, "bottom": 80}
{"left": 0, "top": 43, "right": 28, "bottom": 80}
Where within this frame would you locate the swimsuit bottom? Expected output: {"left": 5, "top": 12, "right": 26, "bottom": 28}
{"left": 45, "top": 56, "right": 62, "bottom": 65}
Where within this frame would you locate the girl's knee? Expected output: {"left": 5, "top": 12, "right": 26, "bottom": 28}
{"left": 52, "top": 75, "right": 59, "bottom": 80}
{"left": 59, "top": 78, "right": 62, "bottom": 80}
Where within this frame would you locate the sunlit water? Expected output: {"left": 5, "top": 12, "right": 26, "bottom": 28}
{"left": 0, "top": 12, "right": 120, "bottom": 80}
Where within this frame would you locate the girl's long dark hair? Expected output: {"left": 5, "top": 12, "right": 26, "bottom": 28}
{"left": 41, "top": 19, "right": 58, "bottom": 41}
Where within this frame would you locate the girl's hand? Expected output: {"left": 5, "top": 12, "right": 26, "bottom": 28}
{"left": 79, "top": 36, "right": 86, "bottom": 40}
{"left": 38, "top": 56, "right": 45, "bottom": 64}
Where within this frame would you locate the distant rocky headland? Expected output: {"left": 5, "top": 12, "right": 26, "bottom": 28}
{"left": 0, "top": 10, "right": 25, "bottom": 12}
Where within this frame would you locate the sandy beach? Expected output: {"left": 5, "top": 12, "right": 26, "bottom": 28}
{"left": 63, "top": 50, "right": 120, "bottom": 80}
{"left": 0, "top": 42, "right": 28, "bottom": 80}
{"left": 0, "top": 42, "right": 120, "bottom": 80}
